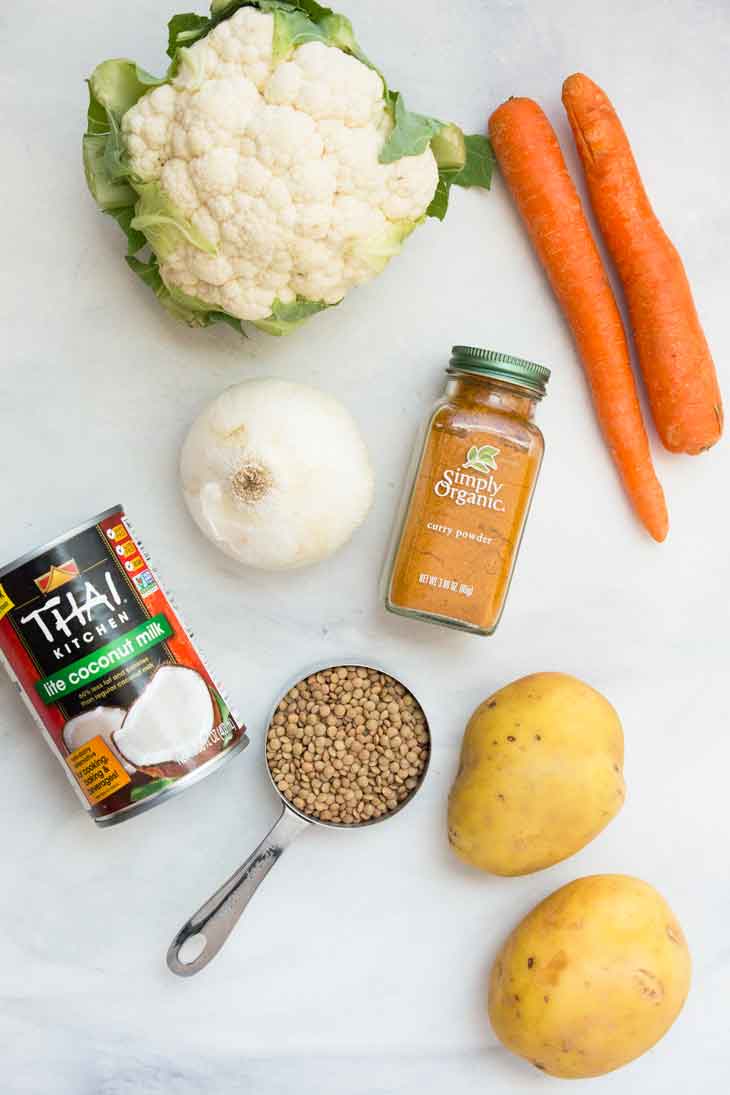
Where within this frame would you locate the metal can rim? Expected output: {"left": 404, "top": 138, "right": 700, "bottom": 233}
{"left": 0, "top": 504, "right": 124, "bottom": 580}
{"left": 94, "top": 733, "right": 250, "bottom": 827}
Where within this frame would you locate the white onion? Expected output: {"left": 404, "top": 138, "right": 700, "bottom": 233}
{"left": 180, "top": 378, "right": 374, "bottom": 570}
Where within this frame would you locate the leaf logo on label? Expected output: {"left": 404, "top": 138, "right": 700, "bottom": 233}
{"left": 463, "top": 444, "right": 500, "bottom": 474}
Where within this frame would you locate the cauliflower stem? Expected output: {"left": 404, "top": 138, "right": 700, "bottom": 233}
{"left": 84, "top": 0, "right": 493, "bottom": 335}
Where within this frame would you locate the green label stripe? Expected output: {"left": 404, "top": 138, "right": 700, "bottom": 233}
{"left": 35, "top": 614, "right": 173, "bottom": 704}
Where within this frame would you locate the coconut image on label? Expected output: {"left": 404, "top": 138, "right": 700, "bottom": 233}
{"left": 113, "top": 665, "right": 218, "bottom": 779}
{"left": 63, "top": 707, "right": 136, "bottom": 774}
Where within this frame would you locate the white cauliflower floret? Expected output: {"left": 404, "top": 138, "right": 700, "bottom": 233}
{"left": 121, "top": 9, "right": 438, "bottom": 323}
{"left": 191, "top": 146, "right": 240, "bottom": 196}
{"left": 161, "top": 160, "right": 199, "bottom": 218}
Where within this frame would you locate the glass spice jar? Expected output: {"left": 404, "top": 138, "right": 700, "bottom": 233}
{"left": 384, "top": 346, "right": 550, "bottom": 636}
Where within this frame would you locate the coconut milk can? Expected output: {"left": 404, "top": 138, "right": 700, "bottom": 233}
{"left": 0, "top": 505, "right": 247, "bottom": 825}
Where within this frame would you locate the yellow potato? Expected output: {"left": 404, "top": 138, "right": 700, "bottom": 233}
{"left": 448, "top": 672, "right": 625, "bottom": 875}
{"left": 488, "top": 875, "right": 691, "bottom": 1078}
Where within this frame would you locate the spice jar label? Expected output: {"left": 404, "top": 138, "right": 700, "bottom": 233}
{"left": 389, "top": 430, "right": 541, "bottom": 630}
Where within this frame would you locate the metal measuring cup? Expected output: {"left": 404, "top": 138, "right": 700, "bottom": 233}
{"left": 167, "top": 662, "right": 431, "bottom": 976}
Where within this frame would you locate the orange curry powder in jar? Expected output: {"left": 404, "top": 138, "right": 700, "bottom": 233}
{"left": 385, "top": 346, "right": 550, "bottom": 635}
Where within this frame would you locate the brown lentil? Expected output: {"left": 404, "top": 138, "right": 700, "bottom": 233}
{"left": 267, "top": 666, "right": 429, "bottom": 825}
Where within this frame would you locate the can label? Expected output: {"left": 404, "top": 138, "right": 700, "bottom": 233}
{"left": 0, "top": 507, "right": 247, "bottom": 824}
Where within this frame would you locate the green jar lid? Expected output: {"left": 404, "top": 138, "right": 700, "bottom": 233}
{"left": 449, "top": 346, "right": 551, "bottom": 397}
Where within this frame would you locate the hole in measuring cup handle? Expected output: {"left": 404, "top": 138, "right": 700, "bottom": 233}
{"left": 177, "top": 934, "right": 207, "bottom": 965}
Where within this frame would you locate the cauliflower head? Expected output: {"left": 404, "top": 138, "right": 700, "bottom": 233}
{"left": 84, "top": 1, "right": 493, "bottom": 335}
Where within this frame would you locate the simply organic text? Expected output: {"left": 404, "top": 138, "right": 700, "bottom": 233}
{"left": 433, "top": 468, "right": 506, "bottom": 510}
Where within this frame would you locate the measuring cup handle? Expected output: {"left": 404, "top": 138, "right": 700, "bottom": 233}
{"left": 166, "top": 805, "right": 310, "bottom": 977}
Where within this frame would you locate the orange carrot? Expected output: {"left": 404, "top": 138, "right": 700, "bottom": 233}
{"left": 562, "top": 73, "right": 722, "bottom": 455}
{"left": 488, "top": 97, "right": 668, "bottom": 542}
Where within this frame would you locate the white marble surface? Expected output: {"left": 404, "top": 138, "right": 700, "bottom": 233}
{"left": 2, "top": 1, "right": 729, "bottom": 1091}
